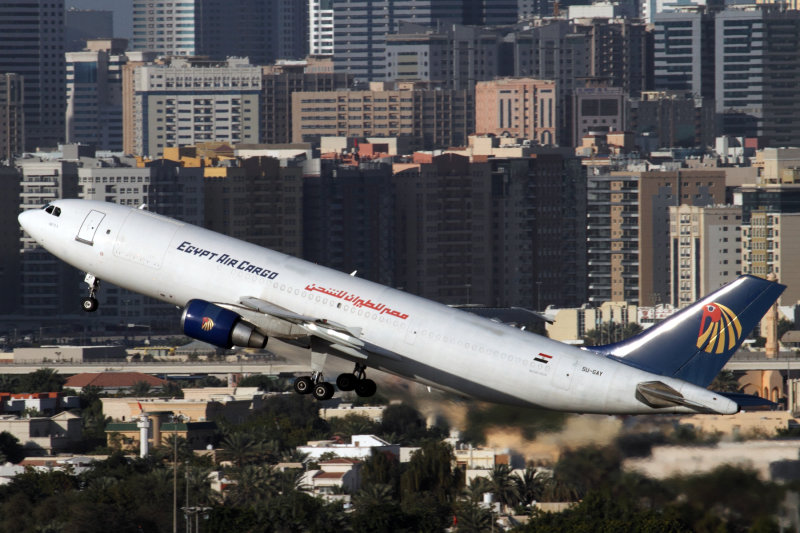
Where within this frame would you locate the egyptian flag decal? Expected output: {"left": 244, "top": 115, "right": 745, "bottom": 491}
{"left": 534, "top": 352, "right": 553, "bottom": 364}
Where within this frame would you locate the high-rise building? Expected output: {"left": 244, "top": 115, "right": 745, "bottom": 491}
{"left": 292, "top": 82, "right": 474, "bottom": 150}
{"left": 475, "top": 78, "right": 557, "bottom": 145}
{"left": 303, "top": 160, "right": 395, "bottom": 285}
{"left": 669, "top": 205, "right": 743, "bottom": 308}
{"left": 133, "top": 0, "right": 308, "bottom": 64}
{"left": 0, "top": 74, "right": 24, "bottom": 161}
{"left": 332, "top": 0, "right": 467, "bottom": 82}
{"left": 131, "top": 58, "right": 262, "bottom": 157}
{"left": 573, "top": 86, "right": 625, "bottom": 147}
{"left": 65, "top": 8, "right": 113, "bottom": 52}
{"left": 261, "top": 61, "right": 352, "bottom": 145}
{"left": 653, "top": 10, "right": 716, "bottom": 101}
{"left": 510, "top": 21, "right": 588, "bottom": 146}
{"left": 132, "top": 0, "right": 197, "bottom": 56}
{"left": 66, "top": 39, "right": 129, "bottom": 151}
{"left": 625, "top": 91, "right": 715, "bottom": 150}
{"left": 0, "top": 0, "right": 66, "bottom": 151}
{"left": 741, "top": 209, "right": 800, "bottom": 305}
{"left": 639, "top": 170, "right": 726, "bottom": 306}
{"left": 204, "top": 156, "right": 304, "bottom": 258}
{"left": 309, "top": 0, "right": 334, "bottom": 56}
{"left": 0, "top": 166, "right": 22, "bottom": 314}
{"left": 385, "top": 23, "right": 511, "bottom": 90}
{"left": 586, "top": 170, "right": 641, "bottom": 304}
{"left": 573, "top": 18, "right": 652, "bottom": 98}
{"left": 714, "top": 7, "right": 800, "bottom": 146}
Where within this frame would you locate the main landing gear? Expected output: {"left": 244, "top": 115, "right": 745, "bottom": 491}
{"left": 293, "top": 363, "right": 377, "bottom": 401}
{"left": 81, "top": 273, "right": 100, "bottom": 313}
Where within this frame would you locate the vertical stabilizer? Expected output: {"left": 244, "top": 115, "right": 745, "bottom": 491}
{"left": 594, "top": 275, "right": 785, "bottom": 387}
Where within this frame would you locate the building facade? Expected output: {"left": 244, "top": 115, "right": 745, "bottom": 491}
{"left": 0, "top": 0, "right": 66, "bottom": 150}
{"left": 132, "top": 58, "right": 262, "bottom": 157}
{"left": 475, "top": 78, "right": 557, "bottom": 146}
{"left": 669, "top": 204, "right": 743, "bottom": 308}
{"left": 0, "top": 74, "right": 24, "bottom": 161}
{"left": 292, "top": 83, "right": 474, "bottom": 150}
{"left": 309, "top": 0, "right": 334, "bottom": 56}
{"left": 66, "top": 39, "right": 129, "bottom": 151}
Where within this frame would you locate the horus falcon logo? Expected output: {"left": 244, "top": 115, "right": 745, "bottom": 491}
{"left": 696, "top": 302, "right": 742, "bottom": 354}
{"left": 201, "top": 317, "right": 215, "bottom": 331}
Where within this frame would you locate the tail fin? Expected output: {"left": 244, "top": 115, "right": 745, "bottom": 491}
{"left": 595, "top": 275, "right": 785, "bottom": 387}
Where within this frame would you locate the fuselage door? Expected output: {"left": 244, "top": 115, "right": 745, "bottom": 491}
{"left": 75, "top": 210, "right": 106, "bottom": 245}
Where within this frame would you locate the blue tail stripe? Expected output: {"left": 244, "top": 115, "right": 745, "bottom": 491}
{"left": 594, "top": 275, "right": 785, "bottom": 387}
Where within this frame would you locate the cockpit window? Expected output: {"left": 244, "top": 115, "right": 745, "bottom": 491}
{"left": 43, "top": 204, "right": 61, "bottom": 217}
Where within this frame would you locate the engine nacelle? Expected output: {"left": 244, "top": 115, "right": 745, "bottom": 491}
{"left": 181, "top": 299, "right": 267, "bottom": 349}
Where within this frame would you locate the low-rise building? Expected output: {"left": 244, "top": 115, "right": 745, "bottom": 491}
{"left": 65, "top": 372, "right": 169, "bottom": 394}
{"left": 299, "top": 458, "right": 362, "bottom": 501}
{"left": 318, "top": 404, "right": 386, "bottom": 422}
{"left": 101, "top": 393, "right": 256, "bottom": 424}
{"left": 0, "top": 392, "right": 79, "bottom": 415}
{"left": 7, "top": 345, "right": 127, "bottom": 364}
{"left": 0, "top": 412, "right": 83, "bottom": 454}
{"left": 105, "top": 413, "right": 216, "bottom": 452}
{"left": 297, "top": 434, "right": 398, "bottom": 461}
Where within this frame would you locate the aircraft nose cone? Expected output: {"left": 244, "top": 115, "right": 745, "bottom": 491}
{"left": 18, "top": 208, "right": 45, "bottom": 244}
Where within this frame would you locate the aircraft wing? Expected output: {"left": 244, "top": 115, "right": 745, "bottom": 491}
{"left": 238, "top": 295, "right": 367, "bottom": 355}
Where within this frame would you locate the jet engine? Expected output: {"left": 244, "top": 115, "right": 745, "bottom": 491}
{"left": 181, "top": 299, "right": 267, "bottom": 349}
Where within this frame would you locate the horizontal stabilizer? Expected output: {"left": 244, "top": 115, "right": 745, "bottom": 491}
{"left": 716, "top": 391, "right": 777, "bottom": 411}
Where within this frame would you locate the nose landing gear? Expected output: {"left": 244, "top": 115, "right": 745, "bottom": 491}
{"left": 81, "top": 273, "right": 100, "bottom": 313}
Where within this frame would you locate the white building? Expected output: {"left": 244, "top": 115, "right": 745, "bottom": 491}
{"left": 132, "top": 57, "right": 262, "bottom": 157}
{"left": 309, "top": 0, "right": 334, "bottom": 56}
{"left": 131, "top": 0, "right": 196, "bottom": 56}
{"left": 297, "top": 434, "right": 399, "bottom": 461}
{"left": 669, "top": 205, "right": 743, "bottom": 308}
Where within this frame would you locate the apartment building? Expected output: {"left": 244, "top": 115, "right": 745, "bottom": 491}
{"left": 475, "top": 78, "right": 557, "bottom": 146}
{"left": 292, "top": 82, "right": 474, "bottom": 150}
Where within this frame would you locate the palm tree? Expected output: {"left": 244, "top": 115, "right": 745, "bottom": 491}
{"left": 489, "top": 464, "right": 520, "bottom": 512}
{"left": 513, "top": 467, "right": 545, "bottom": 507}
{"left": 454, "top": 500, "right": 493, "bottom": 533}
{"left": 462, "top": 476, "right": 491, "bottom": 503}
{"left": 353, "top": 483, "right": 394, "bottom": 509}
{"left": 219, "top": 432, "right": 262, "bottom": 468}
{"left": 226, "top": 464, "right": 280, "bottom": 506}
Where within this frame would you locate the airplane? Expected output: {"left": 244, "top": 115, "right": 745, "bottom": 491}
{"left": 18, "top": 200, "right": 785, "bottom": 415}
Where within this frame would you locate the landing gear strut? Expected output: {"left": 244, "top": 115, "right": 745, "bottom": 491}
{"left": 81, "top": 273, "right": 100, "bottom": 313}
{"left": 337, "top": 363, "right": 376, "bottom": 398}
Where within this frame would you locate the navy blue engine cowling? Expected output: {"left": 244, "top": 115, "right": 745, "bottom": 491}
{"left": 181, "top": 299, "right": 267, "bottom": 349}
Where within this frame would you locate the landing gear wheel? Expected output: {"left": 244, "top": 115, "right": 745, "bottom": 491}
{"left": 81, "top": 296, "right": 99, "bottom": 313}
{"left": 336, "top": 373, "right": 358, "bottom": 391}
{"left": 355, "top": 378, "right": 377, "bottom": 397}
{"left": 294, "top": 376, "right": 313, "bottom": 395}
{"left": 313, "top": 382, "right": 335, "bottom": 401}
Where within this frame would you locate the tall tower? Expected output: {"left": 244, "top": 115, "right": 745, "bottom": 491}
{"left": 0, "top": 0, "right": 66, "bottom": 151}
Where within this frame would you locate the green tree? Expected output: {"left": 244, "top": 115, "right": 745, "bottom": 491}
{"left": 583, "top": 322, "right": 643, "bottom": 347}
{"left": 454, "top": 500, "right": 492, "bottom": 533}
{"left": 708, "top": 370, "right": 742, "bottom": 393}
{"left": 400, "top": 440, "right": 463, "bottom": 505}
{"left": 514, "top": 466, "right": 546, "bottom": 506}
{"left": 128, "top": 381, "right": 151, "bottom": 397}
{"left": 0, "top": 432, "right": 24, "bottom": 464}
{"left": 19, "top": 368, "right": 65, "bottom": 393}
{"left": 489, "top": 464, "right": 520, "bottom": 512}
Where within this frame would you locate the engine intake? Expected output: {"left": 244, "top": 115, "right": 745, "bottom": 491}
{"left": 181, "top": 299, "right": 267, "bottom": 349}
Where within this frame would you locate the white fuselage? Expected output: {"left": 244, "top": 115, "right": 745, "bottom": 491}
{"left": 19, "top": 200, "right": 738, "bottom": 415}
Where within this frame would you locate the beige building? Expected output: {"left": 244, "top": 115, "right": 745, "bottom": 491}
{"left": 291, "top": 82, "right": 474, "bottom": 150}
{"left": 669, "top": 205, "right": 743, "bottom": 308}
{"left": 638, "top": 170, "right": 727, "bottom": 306}
{"left": 545, "top": 302, "right": 639, "bottom": 344}
{"left": 741, "top": 211, "right": 800, "bottom": 305}
{"left": 753, "top": 147, "right": 800, "bottom": 183}
{"left": 475, "top": 78, "right": 557, "bottom": 146}
{"left": 0, "top": 412, "right": 82, "bottom": 455}
{"left": 101, "top": 395, "right": 258, "bottom": 424}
